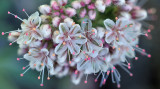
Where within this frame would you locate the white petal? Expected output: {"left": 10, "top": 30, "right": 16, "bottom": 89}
{"left": 55, "top": 43, "right": 68, "bottom": 54}
{"left": 59, "top": 23, "right": 70, "bottom": 34}
{"left": 104, "top": 19, "right": 115, "bottom": 31}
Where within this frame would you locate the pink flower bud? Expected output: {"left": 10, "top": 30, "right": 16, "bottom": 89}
{"left": 88, "top": 10, "right": 96, "bottom": 20}
{"left": 52, "top": 17, "right": 61, "bottom": 27}
{"left": 121, "top": 4, "right": 132, "bottom": 12}
{"left": 51, "top": 1, "right": 60, "bottom": 10}
{"left": 40, "top": 24, "right": 52, "bottom": 38}
{"left": 53, "top": 12, "right": 60, "bottom": 16}
{"left": 80, "top": 1, "right": 85, "bottom": 7}
{"left": 58, "top": 0, "right": 68, "bottom": 6}
{"left": 80, "top": 9, "right": 87, "bottom": 18}
{"left": 104, "top": 0, "right": 112, "bottom": 6}
{"left": 131, "top": 9, "right": 147, "bottom": 21}
{"left": 61, "top": 14, "right": 67, "bottom": 19}
{"left": 112, "top": 0, "right": 125, "bottom": 6}
{"left": 82, "top": 0, "right": 91, "bottom": 5}
{"left": 60, "top": 9, "right": 64, "bottom": 13}
{"left": 72, "top": 1, "right": 81, "bottom": 9}
{"left": 88, "top": 3, "right": 95, "bottom": 9}
{"left": 65, "top": 8, "right": 76, "bottom": 17}
{"left": 39, "top": 5, "right": 51, "bottom": 15}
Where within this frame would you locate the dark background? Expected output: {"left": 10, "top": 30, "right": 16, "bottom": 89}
{"left": 0, "top": 0, "right": 160, "bottom": 89}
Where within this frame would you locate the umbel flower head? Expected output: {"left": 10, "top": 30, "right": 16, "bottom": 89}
{"left": 2, "top": 0, "right": 155, "bottom": 88}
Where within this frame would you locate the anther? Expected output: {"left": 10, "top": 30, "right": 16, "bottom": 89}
{"left": 20, "top": 74, "right": 24, "bottom": 77}
{"left": 63, "top": 42, "right": 66, "bottom": 45}
{"left": 22, "top": 67, "right": 26, "bottom": 70}
{"left": 148, "top": 54, "right": 151, "bottom": 58}
{"left": 84, "top": 80, "right": 87, "bottom": 84}
{"left": 130, "top": 73, "right": 133, "bottom": 77}
{"left": 38, "top": 76, "right": 41, "bottom": 80}
{"left": 72, "top": 22, "right": 75, "bottom": 25}
{"left": 47, "top": 77, "right": 50, "bottom": 80}
{"left": 40, "top": 84, "right": 44, "bottom": 87}
{"left": 75, "top": 70, "right": 78, "bottom": 74}
{"left": 94, "top": 79, "right": 97, "bottom": 82}
{"left": 9, "top": 43, "right": 12, "bottom": 46}
{"left": 52, "top": 53, "right": 55, "bottom": 56}
{"left": 2, "top": 32, "right": 4, "bottom": 35}
{"left": 135, "top": 57, "right": 138, "bottom": 60}
{"left": 115, "top": 17, "right": 118, "bottom": 20}
{"left": 17, "top": 58, "right": 20, "bottom": 61}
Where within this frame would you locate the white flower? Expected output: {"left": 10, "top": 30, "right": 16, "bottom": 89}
{"left": 40, "top": 24, "right": 52, "bottom": 39}
{"left": 54, "top": 23, "right": 87, "bottom": 63}
{"left": 95, "top": 0, "right": 106, "bottom": 13}
{"left": 76, "top": 48, "right": 109, "bottom": 74}
{"left": 81, "top": 18, "right": 103, "bottom": 57}
{"left": 17, "top": 12, "right": 43, "bottom": 45}
{"left": 104, "top": 18, "right": 135, "bottom": 48}
{"left": 24, "top": 48, "right": 55, "bottom": 75}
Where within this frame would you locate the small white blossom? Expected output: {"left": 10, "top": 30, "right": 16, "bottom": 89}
{"left": 24, "top": 48, "right": 55, "bottom": 75}
{"left": 54, "top": 23, "right": 87, "bottom": 63}
{"left": 17, "top": 12, "right": 43, "bottom": 45}
{"left": 77, "top": 48, "right": 109, "bottom": 74}
{"left": 81, "top": 18, "right": 103, "bottom": 57}
{"left": 104, "top": 18, "right": 135, "bottom": 48}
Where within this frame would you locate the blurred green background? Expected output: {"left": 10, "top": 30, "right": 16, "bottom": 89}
{"left": 0, "top": 0, "right": 160, "bottom": 89}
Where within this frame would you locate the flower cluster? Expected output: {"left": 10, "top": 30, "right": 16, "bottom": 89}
{"left": 2, "top": 0, "right": 156, "bottom": 88}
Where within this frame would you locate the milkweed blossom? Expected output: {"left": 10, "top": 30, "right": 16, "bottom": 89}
{"left": 2, "top": 0, "right": 156, "bottom": 88}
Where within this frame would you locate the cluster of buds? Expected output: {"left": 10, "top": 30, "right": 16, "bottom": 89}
{"left": 2, "top": 0, "right": 155, "bottom": 88}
